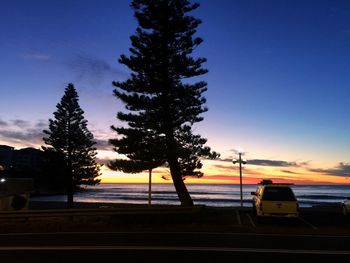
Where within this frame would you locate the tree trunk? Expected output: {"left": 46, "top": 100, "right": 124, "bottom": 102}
{"left": 170, "top": 161, "right": 194, "bottom": 206}
{"left": 166, "top": 135, "right": 194, "bottom": 206}
{"left": 67, "top": 116, "right": 74, "bottom": 209}
{"left": 67, "top": 168, "right": 74, "bottom": 209}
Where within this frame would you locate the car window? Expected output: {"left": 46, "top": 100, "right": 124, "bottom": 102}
{"left": 262, "top": 187, "right": 296, "bottom": 201}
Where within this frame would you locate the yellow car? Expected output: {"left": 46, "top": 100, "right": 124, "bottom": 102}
{"left": 251, "top": 180, "right": 299, "bottom": 218}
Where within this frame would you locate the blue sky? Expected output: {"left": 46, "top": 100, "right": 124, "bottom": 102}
{"left": 0, "top": 0, "right": 349, "bottom": 183}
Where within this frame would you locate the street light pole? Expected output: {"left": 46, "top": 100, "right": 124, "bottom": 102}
{"left": 148, "top": 169, "right": 152, "bottom": 206}
{"left": 233, "top": 151, "right": 246, "bottom": 208}
{"left": 238, "top": 152, "right": 243, "bottom": 207}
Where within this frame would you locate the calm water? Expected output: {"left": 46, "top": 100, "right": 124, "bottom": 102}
{"left": 31, "top": 183, "right": 350, "bottom": 207}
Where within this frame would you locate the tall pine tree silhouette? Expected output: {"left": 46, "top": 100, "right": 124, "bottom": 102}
{"left": 43, "top": 83, "right": 100, "bottom": 208}
{"left": 110, "top": 0, "right": 218, "bottom": 206}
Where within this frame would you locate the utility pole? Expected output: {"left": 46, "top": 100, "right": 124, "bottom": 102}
{"left": 233, "top": 151, "right": 247, "bottom": 207}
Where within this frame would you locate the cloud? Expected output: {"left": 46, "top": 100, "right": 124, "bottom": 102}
{"left": 211, "top": 163, "right": 238, "bottom": 171}
{"left": 11, "top": 119, "right": 30, "bottom": 127}
{"left": 246, "top": 159, "right": 299, "bottom": 167}
{"left": 0, "top": 120, "right": 46, "bottom": 147}
{"left": 201, "top": 174, "right": 238, "bottom": 180}
{"left": 219, "top": 158, "right": 234, "bottom": 162}
{"left": 68, "top": 54, "right": 126, "bottom": 89}
{"left": 0, "top": 118, "right": 8, "bottom": 127}
{"left": 34, "top": 120, "right": 48, "bottom": 129}
{"left": 218, "top": 157, "right": 303, "bottom": 167}
{"left": 309, "top": 163, "right": 350, "bottom": 177}
{"left": 0, "top": 129, "right": 42, "bottom": 141}
{"left": 22, "top": 52, "right": 51, "bottom": 61}
{"left": 95, "top": 139, "right": 111, "bottom": 151}
{"left": 280, "top": 169, "right": 300, "bottom": 174}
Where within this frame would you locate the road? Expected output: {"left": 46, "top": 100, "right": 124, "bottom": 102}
{"left": 0, "top": 231, "right": 350, "bottom": 262}
{"left": 1, "top": 206, "right": 350, "bottom": 261}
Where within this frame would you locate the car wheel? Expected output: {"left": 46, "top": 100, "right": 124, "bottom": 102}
{"left": 342, "top": 205, "right": 348, "bottom": 216}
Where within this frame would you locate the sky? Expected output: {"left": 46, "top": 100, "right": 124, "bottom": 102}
{"left": 0, "top": 0, "right": 349, "bottom": 185}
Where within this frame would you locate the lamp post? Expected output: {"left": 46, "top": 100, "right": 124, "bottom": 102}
{"left": 233, "top": 151, "right": 247, "bottom": 207}
{"left": 146, "top": 131, "right": 166, "bottom": 207}
{"left": 148, "top": 169, "right": 153, "bottom": 206}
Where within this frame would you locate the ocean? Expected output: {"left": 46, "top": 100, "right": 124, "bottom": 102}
{"left": 30, "top": 183, "right": 350, "bottom": 208}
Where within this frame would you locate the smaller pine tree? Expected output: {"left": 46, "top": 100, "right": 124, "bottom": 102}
{"left": 43, "top": 83, "right": 100, "bottom": 208}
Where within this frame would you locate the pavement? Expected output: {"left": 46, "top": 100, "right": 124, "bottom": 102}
{"left": 0, "top": 205, "right": 350, "bottom": 261}
{"left": 0, "top": 204, "right": 349, "bottom": 235}
{"left": 0, "top": 231, "right": 350, "bottom": 262}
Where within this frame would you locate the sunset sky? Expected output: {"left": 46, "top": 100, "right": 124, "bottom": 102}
{"left": 0, "top": 0, "right": 349, "bottom": 185}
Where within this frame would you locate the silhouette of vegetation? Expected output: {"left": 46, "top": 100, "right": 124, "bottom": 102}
{"left": 43, "top": 83, "right": 100, "bottom": 208}
{"left": 37, "top": 148, "right": 67, "bottom": 194}
{"left": 110, "top": 0, "right": 219, "bottom": 206}
{"left": 109, "top": 128, "right": 165, "bottom": 174}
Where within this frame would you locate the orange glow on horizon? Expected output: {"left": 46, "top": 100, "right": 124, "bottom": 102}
{"left": 99, "top": 160, "right": 350, "bottom": 185}
{"left": 1, "top": 141, "right": 348, "bottom": 185}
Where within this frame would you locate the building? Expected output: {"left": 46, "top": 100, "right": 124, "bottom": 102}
{"left": 0, "top": 145, "right": 65, "bottom": 195}
{"left": 12, "top": 147, "right": 43, "bottom": 176}
{"left": 0, "top": 145, "right": 43, "bottom": 178}
{"left": 0, "top": 145, "right": 41, "bottom": 210}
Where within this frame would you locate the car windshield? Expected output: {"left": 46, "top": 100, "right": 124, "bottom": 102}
{"left": 262, "top": 187, "right": 296, "bottom": 201}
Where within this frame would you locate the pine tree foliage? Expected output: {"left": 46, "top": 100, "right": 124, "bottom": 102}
{"left": 43, "top": 83, "right": 100, "bottom": 207}
{"left": 110, "top": 0, "right": 219, "bottom": 206}
{"left": 109, "top": 128, "right": 166, "bottom": 173}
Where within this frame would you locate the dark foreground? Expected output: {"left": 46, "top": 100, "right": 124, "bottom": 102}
{"left": 0, "top": 232, "right": 350, "bottom": 262}
{"left": 0, "top": 202, "right": 349, "bottom": 262}
{"left": 1, "top": 231, "right": 350, "bottom": 262}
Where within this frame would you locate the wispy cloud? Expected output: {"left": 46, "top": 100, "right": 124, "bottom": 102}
{"left": 309, "top": 163, "right": 350, "bottom": 177}
{"left": 22, "top": 52, "right": 51, "bottom": 61}
{"left": 211, "top": 163, "right": 238, "bottom": 170}
{"left": 218, "top": 157, "right": 306, "bottom": 167}
{"left": 280, "top": 169, "right": 300, "bottom": 174}
{"left": 95, "top": 139, "right": 111, "bottom": 151}
{"left": 34, "top": 120, "right": 48, "bottom": 129}
{"left": 11, "top": 119, "right": 30, "bottom": 127}
{"left": 247, "top": 159, "right": 300, "bottom": 167}
{"left": 68, "top": 54, "right": 126, "bottom": 89}
{"left": 0, "top": 119, "right": 45, "bottom": 147}
{"left": 0, "top": 118, "right": 8, "bottom": 127}
{"left": 0, "top": 129, "right": 42, "bottom": 141}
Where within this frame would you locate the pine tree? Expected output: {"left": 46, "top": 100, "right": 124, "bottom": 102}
{"left": 110, "top": 0, "right": 219, "bottom": 206}
{"left": 43, "top": 83, "right": 100, "bottom": 208}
